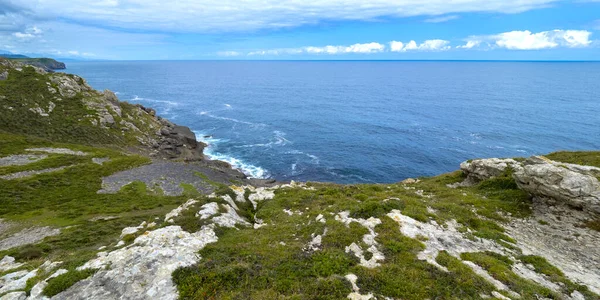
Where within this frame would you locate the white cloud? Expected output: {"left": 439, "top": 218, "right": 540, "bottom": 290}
{"left": 463, "top": 29, "right": 593, "bottom": 50}
{"left": 457, "top": 40, "right": 481, "bottom": 49}
{"left": 12, "top": 26, "right": 43, "bottom": 40}
{"left": 217, "top": 51, "right": 242, "bottom": 57}
{"left": 389, "top": 41, "right": 404, "bottom": 52}
{"left": 247, "top": 42, "right": 385, "bottom": 56}
{"left": 305, "top": 42, "right": 385, "bottom": 54}
{"left": 389, "top": 39, "right": 451, "bottom": 52}
{"left": 424, "top": 15, "right": 459, "bottom": 23}
{"left": 4, "top": 0, "right": 559, "bottom": 32}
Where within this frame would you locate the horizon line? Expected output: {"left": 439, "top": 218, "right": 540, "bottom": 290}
{"left": 63, "top": 59, "right": 600, "bottom": 63}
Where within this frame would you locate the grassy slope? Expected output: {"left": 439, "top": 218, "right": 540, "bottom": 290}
{"left": 0, "top": 132, "right": 195, "bottom": 296}
{"left": 0, "top": 64, "right": 158, "bottom": 148}
{"left": 172, "top": 168, "right": 597, "bottom": 299}
{"left": 6, "top": 58, "right": 65, "bottom": 70}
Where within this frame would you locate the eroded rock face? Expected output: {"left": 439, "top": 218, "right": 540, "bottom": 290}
{"left": 459, "top": 158, "right": 522, "bottom": 185}
{"left": 54, "top": 226, "right": 218, "bottom": 300}
{"left": 513, "top": 157, "right": 600, "bottom": 215}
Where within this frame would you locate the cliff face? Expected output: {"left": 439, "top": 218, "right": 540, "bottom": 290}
{"left": 1, "top": 57, "right": 66, "bottom": 72}
{"left": 0, "top": 58, "right": 204, "bottom": 161}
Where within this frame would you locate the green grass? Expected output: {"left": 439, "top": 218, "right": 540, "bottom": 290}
{"left": 43, "top": 269, "right": 97, "bottom": 297}
{"left": 460, "top": 252, "right": 558, "bottom": 299}
{"left": 0, "top": 64, "right": 160, "bottom": 148}
{"left": 546, "top": 151, "right": 600, "bottom": 169}
{"left": 519, "top": 255, "right": 597, "bottom": 298}
{"left": 0, "top": 132, "right": 192, "bottom": 291}
{"left": 171, "top": 175, "right": 566, "bottom": 299}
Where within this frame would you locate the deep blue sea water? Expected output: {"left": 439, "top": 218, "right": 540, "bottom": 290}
{"left": 65, "top": 61, "right": 600, "bottom": 183}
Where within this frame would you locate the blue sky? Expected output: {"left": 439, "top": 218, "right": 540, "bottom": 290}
{"left": 1, "top": 0, "right": 599, "bottom": 60}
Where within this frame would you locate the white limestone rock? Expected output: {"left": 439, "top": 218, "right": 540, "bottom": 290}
{"left": 196, "top": 202, "right": 220, "bottom": 220}
{"left": 0, "top": 269, "right": 38, "bottom": 294}
{"left": 212, "top": 204, "right": 251, "bottom": 228}
{"left": 336, "top": 212, "right": 384, "bottom": 268}
{"left": 26, "top": 148, "right": 87, "bottom": 156}
{"left": 57, "top": 226, "right": 217, "bottom": 300}
{"left": 456, "top": 158, "right": 522, "bottom": 187}
{"left": 0, "top": 256, "right": 23, "bottom": 272}
{"left": 0, "top": 291, "right": 27, "bottom": 300}
{"left": 164, "top": 199, "right": 198, "bottom": 223}
{"left": 513, "top": 156, "right": 600, "bottom": 214}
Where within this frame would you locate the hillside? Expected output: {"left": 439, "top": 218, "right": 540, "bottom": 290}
{"left": 0, "top": 59, "right": 599, "bottom": 300}
{"left": 0, "top": 57, "right": 66, "bottom": 72}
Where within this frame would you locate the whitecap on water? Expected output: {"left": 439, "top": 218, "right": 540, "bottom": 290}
{"left": 286, "top": 150, "right": 320, "bottom": 164}
{"left": 193, "top": 131, "right": 269, "bottom": 179}
{"left": 198, "top": 112, "right": 266, "bottom": 128}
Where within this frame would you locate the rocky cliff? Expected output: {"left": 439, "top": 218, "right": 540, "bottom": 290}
{"left": 0, "top": 58, "right": 204, "bottom": 161}
{"left": 1, "top": 58, "right": 66, "bottom": 72}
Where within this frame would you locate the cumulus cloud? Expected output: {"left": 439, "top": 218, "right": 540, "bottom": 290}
{"left": 462, "top": 29, "right": 593, "bottom": 50}
{"left": 1, "top": 0, "right": 559, "bottom": 32}
{"left": 424, "top": 15, "right": 459, "bottom": 23}
{"left": 217, "top": 51, "right": 242, "bottom": 57}
{"left": 304, "top": 42, "right": 385, "bottom": 54}
{"left": 457, "top": 40, "right": 481, "bottom": 49}
{"left": 12, "top": 26, "right": 42, "bottom": 40}
{"left": 246, "top": 42, "right": 385, "bottom": 56}
{"left": 389, "top": 39, "right": 451, "bottom": 52}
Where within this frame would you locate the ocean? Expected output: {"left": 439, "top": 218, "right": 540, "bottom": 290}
{"left": 65, "top": 61, "right": 600, "bottom": 183}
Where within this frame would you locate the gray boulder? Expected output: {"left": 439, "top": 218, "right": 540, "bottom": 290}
{"left": 452, "top": 158, "right": 522, "bottom": 187}
{"left": 513, "top": 157, "right": 600, "bottom": 215}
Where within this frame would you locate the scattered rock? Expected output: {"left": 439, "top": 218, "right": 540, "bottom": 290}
{"left": 0, "top": 291, "right": 27, "bottom": 300}
{"left": 26, "top": 148, "right": 87, "bottom": 156}
{"left": 0, "top": 269, "right": 38, "bottom": 294}
{"left": 506, "top": 203, "right": 600, "bottom": 294}
{"left": 212, "top": 204, "right": 251, "bottom": 228}
{"left": 0, "top": 256, "right": 23, "bottom": 272}
{"left": 164, "top": 199, "right": 198, "bottom": 223}
{"left": 0, "top": 226, "right": 61, "bottom": 251}
{"left": 0, "top": 154, "right": 47, "bottom": 167}
{"left": 196, "top": 202, "right": 220, "bottom": 220}
{"left": 29, "top": 269, "right": 68, "bottom": 299}
{"left": 401, "top": 178, "right": 419, "bottom": 184}
{"left": 345, "top": 274, "right": 374, "bottom": 300}
{"left": 58, "top": 226, "right": 218, "bottom": 300}
{"left": 0, "top": 166, "right": 68, "bottom": 180}
{"left": 336, "top": 212, "right": 384, "bottom": 269}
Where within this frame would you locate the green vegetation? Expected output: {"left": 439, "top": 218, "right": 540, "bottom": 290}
{"left": 0, "top": 64, "right": 159, "bottom": 148}
{"left": 7, "top": 57, "right": 65, "bottom": 70}
{"left": 43, "top": 269, "right": 97, "bottom": 297}
{"left": 0, "top": 132, "right": 192, "bottom": 294}
{"left": 460, "top": 252, "right": 558, "bottom": 299}
{"left": 170, "top": 171, "right": 587, "bottom": 299}
{"left": 546, "top": 151, "right": 600, "bottom": 169}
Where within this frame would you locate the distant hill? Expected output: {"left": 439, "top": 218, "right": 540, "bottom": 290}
{"left": 0, "top": 54, "right": 29, "bottom": 59}
{"left": 1, "top": 57, "right": 66, "bottom": 72}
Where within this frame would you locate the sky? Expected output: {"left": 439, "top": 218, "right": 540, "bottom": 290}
{"left": 0, "top": 0, "right": 599, "bottom": 60}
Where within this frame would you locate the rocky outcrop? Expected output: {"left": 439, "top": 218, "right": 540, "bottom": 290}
{"left": 153, "top": 117, "right": 205, "bottom": 161}
{"left": 454, "top": 156, "right": 600, "bottom": 216}
{"left": 461, "top": 158, "right": 521, "bottom": 183}
{"left": 513, "top": 156, "right": 600, "bottom": 215}
{"left": 12, "top": 58, "right": 66, "bottom": 72}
